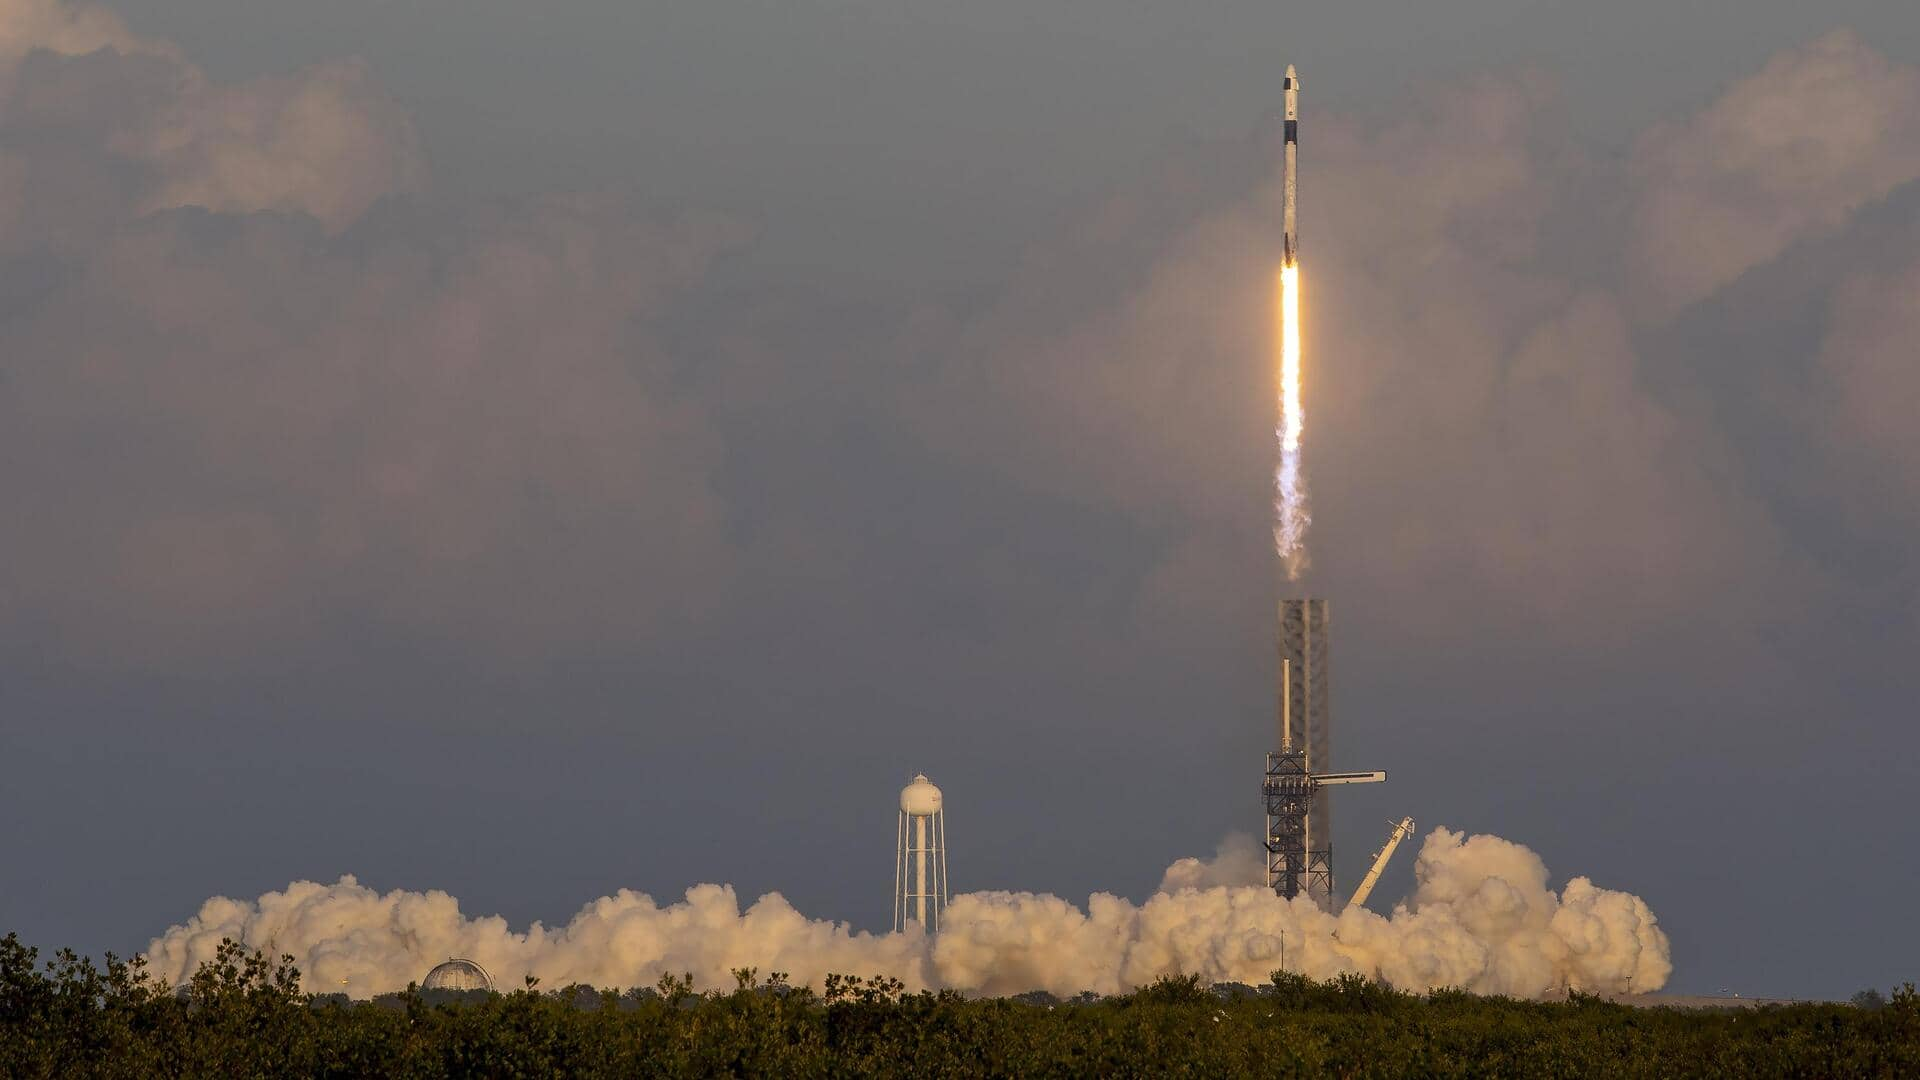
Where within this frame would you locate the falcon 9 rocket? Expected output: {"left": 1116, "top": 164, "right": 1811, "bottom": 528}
{"left": 1282, "top": 64, "right": 1299, "bottom": 267}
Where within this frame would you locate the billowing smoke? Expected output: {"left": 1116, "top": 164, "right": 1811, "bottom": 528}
{"left": 144, "top": 828, "right": 1669, "bottom": 999}
{"left": 1155, "top": 831, "right": 1267, "bottom": 893}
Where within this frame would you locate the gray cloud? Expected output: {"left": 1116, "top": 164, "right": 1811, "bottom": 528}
{"left": 6, "top": 14, "right": 1912, "bottom": 675}
{"left": 0, "top": 0, "right": 422, "bottom": 253}
{"left": 0, "top": 0, "right": 157, "bottom": 63}
{"left": 1628, "top": 29, "right": 1920, "bottom": 316}
{"left": 0, "top": 198, "right": 753, "bottom": 666}
{"left": 1818, "top": 250, "right": 1920, "bottom": 543}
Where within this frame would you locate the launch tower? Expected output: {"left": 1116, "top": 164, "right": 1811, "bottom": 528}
{"left": 1265, "top": 599, "right": 1384, "bottom": 906}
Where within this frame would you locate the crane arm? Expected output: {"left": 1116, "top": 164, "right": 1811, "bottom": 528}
{"left": 1346, "top": 816, "right": 1416, "bottom": 911}
{"left": 1314, "top": 770, "right": 1386, "bottom": 785}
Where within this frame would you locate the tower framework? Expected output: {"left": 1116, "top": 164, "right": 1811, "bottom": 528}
{"left": 1266, "top": 598, "right": 1383, "bottom": 907}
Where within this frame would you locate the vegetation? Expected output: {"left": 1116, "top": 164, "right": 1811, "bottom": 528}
{"left": 4, "top": 933, "right": 1916, "bottom": 1077}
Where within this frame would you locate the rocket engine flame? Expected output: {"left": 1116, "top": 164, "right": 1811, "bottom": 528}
{"left": 1274, "top": 64, "right": 1309, "bottom": 578}
{"left": 1274, "top": 263, "right": 1309, "bottom": 577}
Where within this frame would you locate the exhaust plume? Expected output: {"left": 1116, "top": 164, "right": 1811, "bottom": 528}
{"left": 145, "top": 828, "right": 1668, "bottom": 1000}
{"left": 1274, "top": 264, "right": 1310, "bottom": 578}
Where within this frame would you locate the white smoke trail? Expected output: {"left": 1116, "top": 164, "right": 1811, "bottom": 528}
{"left": 145, "top": 828, "right": 1668, "bottom": 999}
{"left": 1274, "top": 264, "right": 1310, "bottom": 578}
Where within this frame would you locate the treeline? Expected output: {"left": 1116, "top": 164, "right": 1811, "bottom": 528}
{"left": 4, "top": 934, "right": 1917, "bottom": 1078}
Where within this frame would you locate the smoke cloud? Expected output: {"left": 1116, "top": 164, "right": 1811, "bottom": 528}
{"left": 145, "top": 828, "right": 1669, "bottom": 1000}
{"left": 1155, "top": 832, "right": 1267, "bottom": 893}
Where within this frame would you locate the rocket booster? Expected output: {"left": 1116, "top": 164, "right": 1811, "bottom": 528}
{"left": 1283, "top": 64, "right": 1299, "bottom": 267}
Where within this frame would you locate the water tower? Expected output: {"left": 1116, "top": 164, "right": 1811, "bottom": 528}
{"left": 893, "top": 773, "right": 949, "bottom": 931}
{"left": 422, "top": 957, "right": 495, "bottom": 993}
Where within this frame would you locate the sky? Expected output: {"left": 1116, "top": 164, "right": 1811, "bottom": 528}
{"left": 2, "top": 0, "right": 1918, "bottom": 1000}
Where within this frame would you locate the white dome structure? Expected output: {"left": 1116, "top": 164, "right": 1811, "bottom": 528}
{"left": 422, "top": 957, "right": 495, "bottom": 992}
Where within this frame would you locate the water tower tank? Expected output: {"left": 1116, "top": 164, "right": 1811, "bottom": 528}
{"left": 900, "top": 773, "right": 943, "bottom": 815}
{"left": 422, "top": 958, "right": 495, "bottom": 992}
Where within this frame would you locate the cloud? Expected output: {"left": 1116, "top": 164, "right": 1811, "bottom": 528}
{"left": 0, "top": 199, "right": 754, "bottom": 666}
{"left": 1628, "top": 29, "right": 1920, "bottom": 315}
{"left": 0, "top": 12, "right": 1902, "bottom": 684}
{"left": 122, "top": 57, "right": 425, "bottom": 229}
{"left": 0, "top": 0, "right": 158, "bottom": 65}
{"left": 0, "top": 5, "right": 783, "bottom": 668}
{"left": 0, "top": 0, "right": 422, "bottom": 248}
{"left": 1816, "top": 252, "right": 1920, "bottom": 548}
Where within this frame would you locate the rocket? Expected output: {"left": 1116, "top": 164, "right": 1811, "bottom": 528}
{"left": 1283, "top": 64, "right": 1299, "bottom": 267}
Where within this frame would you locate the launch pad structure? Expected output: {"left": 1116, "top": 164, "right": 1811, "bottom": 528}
{"left": 1264, "top": 599, "right": 1384, "bottom": 907}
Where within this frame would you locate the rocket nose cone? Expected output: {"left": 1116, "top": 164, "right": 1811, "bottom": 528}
{"left": 1285, "top": 64, "right": 1297, "bottom": 78}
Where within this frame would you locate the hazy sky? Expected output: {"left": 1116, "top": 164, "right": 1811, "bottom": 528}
{"left": 3, "top": 0, "right": 1919, "bottom": 999}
